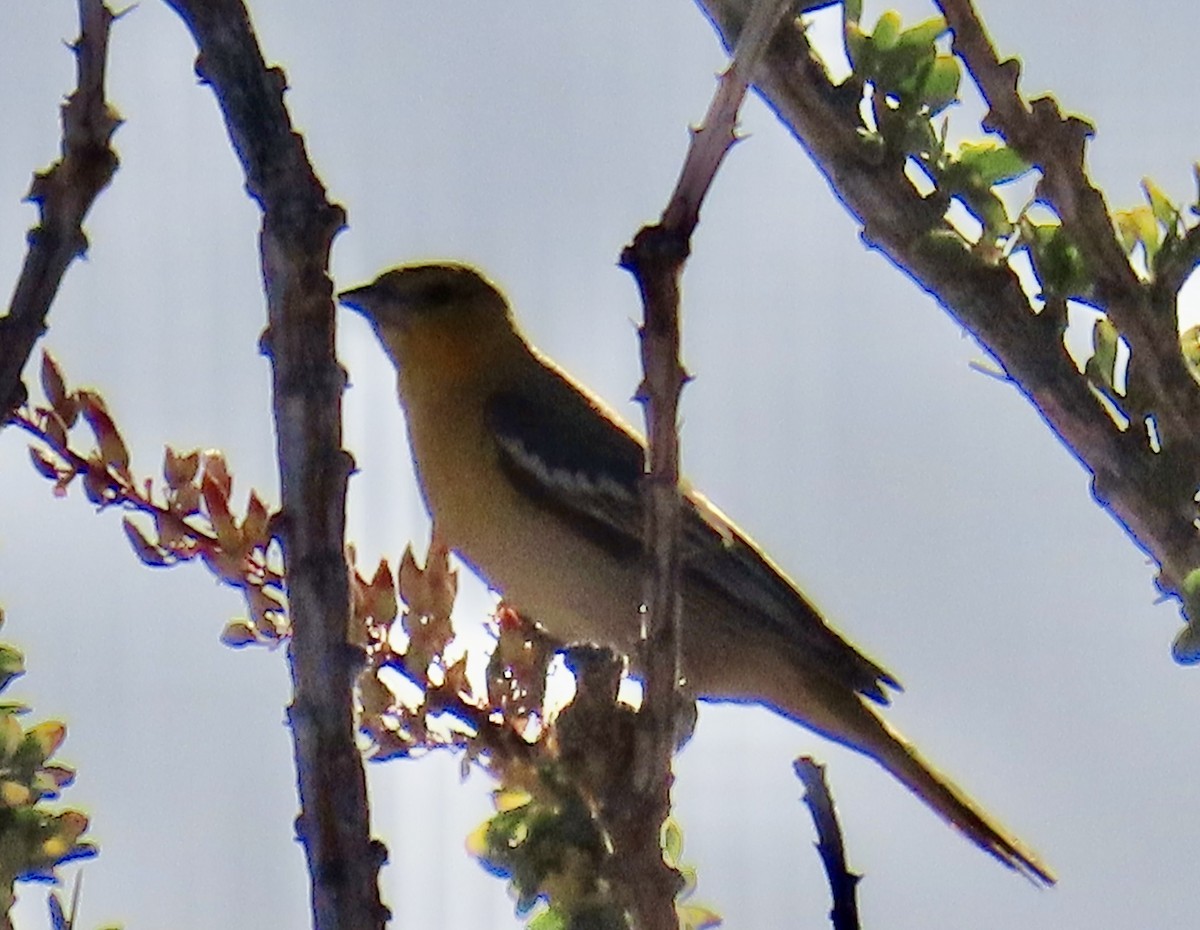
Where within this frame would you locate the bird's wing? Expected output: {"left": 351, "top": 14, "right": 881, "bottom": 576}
{"left": 682, "top": 491, "right": 899, "bottom": 702}
{"left": 485, "top": 355, "right": 646, "bottom": 562}
{"left": 485, "top": 353, "right": 898, "bottom": 703}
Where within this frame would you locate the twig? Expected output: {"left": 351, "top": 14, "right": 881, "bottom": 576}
{"left": 795, "top": 757, "right": 861, "bottom": 930}
{"left": 0, "top": 0, "right": 120, "bottom": 416}
{"left": 158, "top": 3, "right": 377, "bottom": 928}
{"left": 613, "top": 3, "right": 795, "bottom": 928}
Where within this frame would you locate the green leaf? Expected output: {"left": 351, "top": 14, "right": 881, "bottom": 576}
{"left": 1172, "top": 622, "right": 1200, "bottom": 664}
{"left": 662, "top": 819, "right": 683, "bottom": 865}
{"left": 1181, "top": 326, "right": 1200, "bottom": 380}
{"left": 921, "top": 55, "right": 961, "bottom": 115}
{"left": 680, "top": 904, "right": 724, "bottom": 930}
{"left": 528, "top": 908, "right": 567, "bottom": 930}
{"left": 958, "top": 186, "right": 1013, "bottom": 239}
{"left": 1019, "top": 218, "right": 1090, "bottom": 299}
{"left": 0, "top": 715, "right": 24, "bottom": 761}
{"left": 1175, "top": 568, "right": 1200, "bottom": 662}
{"left": 953, "top": 140, "right": 1029, "bottom": 186}
{"left": 1114, "top": 205, "right": 1160, "bottom": 264}
{"left": 872, "top": 10, "right": 902, "bottom": 51}
{"left": 896, "top": 15, "right": 947, "bottom": 51}
{"left": 1142, "top": 178, "right": 1179, "bottom": 229}
{"left": 0, "top": 646, "right": 25, "bottom": 695}
{"left": 1089, "top": 317, "right": 1120, "bottom": 392}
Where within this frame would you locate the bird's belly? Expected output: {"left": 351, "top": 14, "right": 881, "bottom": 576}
{"left": 409, "top": 414, "right": 642, "bottom": 651}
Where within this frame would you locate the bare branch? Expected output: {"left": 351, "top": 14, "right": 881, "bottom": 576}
{"left": 0, "top": 0, "right": 120, "bottom": 416}
{"left": 158, "top": 2, "right": 378, "bottom": 928}
{"left": 614, "top": 3, "right": 794, "bottom": 927}
{"left": 795, "top": 757, "right": 861, "bottom": 930}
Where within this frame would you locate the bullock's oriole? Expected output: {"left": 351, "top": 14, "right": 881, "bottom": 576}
{"left": 339, "top": 262, "right": 1053, "bottom": 884}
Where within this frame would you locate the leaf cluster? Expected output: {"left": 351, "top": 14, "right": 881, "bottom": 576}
{"left": 0, "top": 611, "right": 103, "bottom": 926}
{"left": 348, "top": 545, "right": 717, "bottom": 929}
{"left": 15, "top": 353, "right": 287, "bottom": 647}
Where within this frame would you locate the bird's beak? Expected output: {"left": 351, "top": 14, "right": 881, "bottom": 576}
{"left": 337, "top": 284, "right": 374, "bottom": 316}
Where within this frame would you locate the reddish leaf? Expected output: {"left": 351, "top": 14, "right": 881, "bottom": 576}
{"left": 201, "top": 470, "right": 239, "bottom": 553}
{"left": 43, "top": 411, "right": 68, "bottom": 450}
{"left": 358, "top": 669, "right": 396, "bottom": 718}
{"left": 200, "top": 546, "right": 246, "bottom": 586}
{"left": 78, "top": 390, "right": 130, "bottom": 479}
{"left": 202, "top": 450, "right": 232, "bottom": 500}
{"left": 220, "top": 620, "right": 258, "bottom": 648}
{"left": 38, "top": 764, "right": 76, "bottom": 791}
{"left": 122, "top": 517, "right": 170, "bottom": 567}
{"left": 398, "top": 541, "right": 458, "bottom": 621}
{"left": 365, "top": 559, "right": 398, "bottom": 629}
{"left": 81, "top": 463, "right": 111, "bottom": 506}
{"left": 28, "top": 447, "right": 60, "bottom": 482}
{"left": 443, "top": 655, "right": 471, "bottom": 696}
{"left": 246, "top": 585, "right": 288, "bottom": 639}
{"left": 163, "top": 446, "right": 200, "bottom": 489}
{"left": 39, "top": 352, "right": 67, "bottom": 414}
{"left": 153, "top": 510, "right": 194, "bottom": 555}
{"left": 171, "top": 481, "right": 201, "bottom": 516}
{"left": 241, "top": 490, "right": 270, "bottom": 546}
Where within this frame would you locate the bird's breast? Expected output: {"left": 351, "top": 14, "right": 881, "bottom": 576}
{"left": 398, "top": 382, "right": 643, "bottom": 651}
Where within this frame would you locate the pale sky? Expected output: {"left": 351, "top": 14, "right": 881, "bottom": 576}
{"left": 2, "top": 2, "right": 1199, "bottom": 928}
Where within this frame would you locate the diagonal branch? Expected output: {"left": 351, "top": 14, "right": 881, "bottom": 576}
{"left": 158, "top": 2, "right": 379, "bottom": 928}
{"left": 934, "top": 0, "right": 1200, "bottom": 466}
{"left": 0, "top": 0, "right": 120, "bottom": 416}
{"left": 692, "top": 0, "right": 1200, "bottom": 612}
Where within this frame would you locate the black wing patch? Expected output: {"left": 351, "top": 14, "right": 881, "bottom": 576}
{"left": 485, "top": 357, "right": 898, "bottom": 703}
{"left": 485, "top": 359, "right": 645, "bottom": 561}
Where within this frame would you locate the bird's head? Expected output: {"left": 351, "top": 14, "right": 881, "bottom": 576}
{"left": 339, "top": 263, "right": 520, "bottom": 378}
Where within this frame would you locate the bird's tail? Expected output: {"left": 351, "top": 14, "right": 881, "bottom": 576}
{"left": 828, "top": 702, "right": 1056, "bottom": 885}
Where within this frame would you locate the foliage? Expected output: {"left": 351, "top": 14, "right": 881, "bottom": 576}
{"left": 13, "top": 353, "right": 287, "bottom": 646}
{"left": 0, "top": 610, "right": 111, "bottom": 929}
{"left": 351, "top": 547, "right": 719, "bottom": 929}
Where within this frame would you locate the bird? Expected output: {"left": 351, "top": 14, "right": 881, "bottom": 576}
{"left": 338, "top": 261, "right": 1054, "bottom": 885}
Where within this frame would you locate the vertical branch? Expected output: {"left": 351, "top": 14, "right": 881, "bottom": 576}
{"left": 0, "top": 0, "right": 120, "bottom": 416}
{"left": 613, "top": 2, "right": 794, "bottom": 927}
{"left": 160, "top": 3, "right": 383, "bottom": 929}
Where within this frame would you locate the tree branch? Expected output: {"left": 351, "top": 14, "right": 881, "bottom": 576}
{"left": 692, "top": 0, "right": 1200, "bottom": 621}
{"left": 794, "top": 757, "right": 861, "bottom": 930}
{"left": 0, "top": 0, "right": 120, "bottom": 416}
{"left": 933, "top": 0, "right": 1200, "bottom": 482}
{"left": 615, "top": 3, "right": 793, "bottom": 927}
{"left": 158, "top": 3, "right": 380, "bottom": 928}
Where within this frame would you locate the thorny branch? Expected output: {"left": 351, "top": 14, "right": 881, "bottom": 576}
{"left": 615, "top": 2, "right": 795, "bottom": 928}
{"left": 795, "top": 757, "right": 861, "bottom": 930}
{"left": 693, "top": 0, "right": 1200, "bottom": 651}
{"left": 159, "top": 2, "right": 375, "bottom": 928}
{"left": 0, "top": 0, "right": 120, "bottom": 417}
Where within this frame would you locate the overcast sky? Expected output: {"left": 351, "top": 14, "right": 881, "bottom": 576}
{"left": 2, "top": 1, "right": 1199, "bottom": 928}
